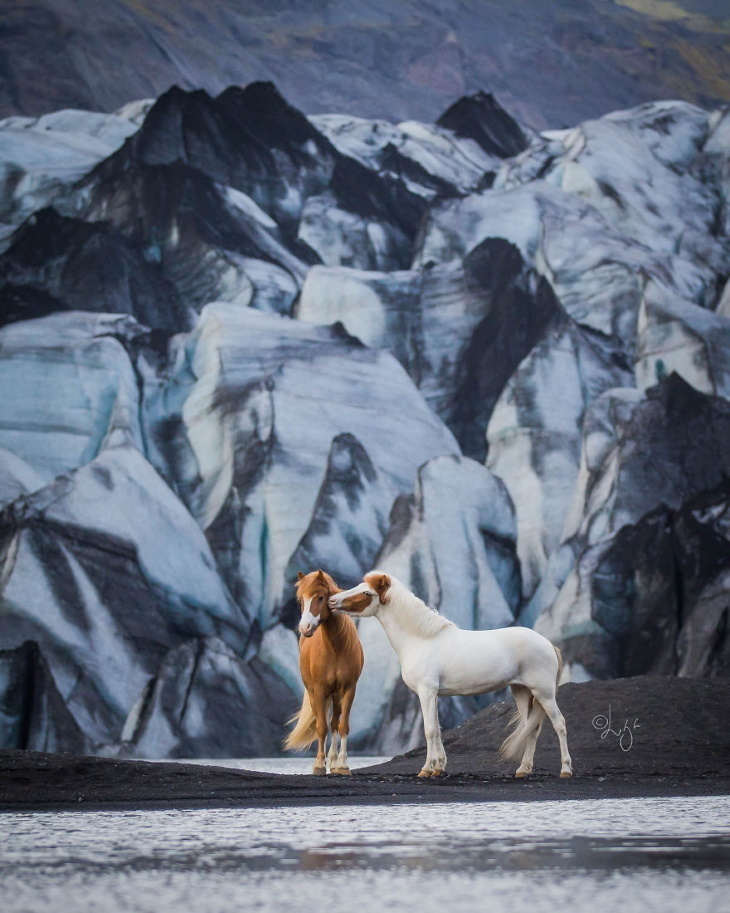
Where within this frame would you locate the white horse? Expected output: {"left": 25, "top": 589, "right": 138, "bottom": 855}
{"left": 329, "top": 570, "right": 572, "bottom": 778}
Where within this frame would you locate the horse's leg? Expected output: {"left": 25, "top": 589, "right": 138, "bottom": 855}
{"left": 520, "top": 713, "right": 544, "bottom": 775}
{"left": 534, "top": 689, "right": 572, "bottom": 778}
{"left": 417, "top": 687, "right": 444, "bottom": 777}
{"left": 311, "top": 688, "right": 329, "bottom": 776}
{"left": 511, "top": 684, "right": 543, "bottom": 777}
{"left": 332, "top": 685, "right": 356, "bottom": 775}
{"left": 328, "top": 694, "right": 342, "bottom": 772}
{"left": 433, "top": 696, "right": 447, "bottom": 774}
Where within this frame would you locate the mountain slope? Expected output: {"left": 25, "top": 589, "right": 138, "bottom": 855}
{"left": 1, "top": 1, "right": 730, "bottom": 128}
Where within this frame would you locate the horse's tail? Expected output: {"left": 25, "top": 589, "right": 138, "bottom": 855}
{"left": 554, "top": 644, "right": 564, "bottom": 688}
{"left": 499, "top": 698, "right": 546, "bottom": 761}
{"left": 500, "top": 643, "right": 563, "bottom": 761}
{"left": 283, "top": 691, "right": 318, "bottom": 751}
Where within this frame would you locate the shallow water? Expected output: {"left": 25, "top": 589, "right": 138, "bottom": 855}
{"left": 162, "top": 755, "right": 391, "bottom": 774}
{"left": 2, "top": 794, "right": 729, "bottom": 913}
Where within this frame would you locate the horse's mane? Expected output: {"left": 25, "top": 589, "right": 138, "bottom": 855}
{"left": 381, "top": 574, "right": 454, "bottom": 638}
{"left": 296, "top": 569, "right": 338, "bottom": 602}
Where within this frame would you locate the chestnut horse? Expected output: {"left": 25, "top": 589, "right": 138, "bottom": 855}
{"left": 284, "top": 569, "right": 364, "bottom": 775}
{"left": 329, "top": 570, "right": 572, "bottom": 779}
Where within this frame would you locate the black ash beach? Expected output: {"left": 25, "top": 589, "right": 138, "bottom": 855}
{"left": 2, "top": 677, "right": 729, "bottom": 812}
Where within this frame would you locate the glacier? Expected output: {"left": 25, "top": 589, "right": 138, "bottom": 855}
{"left": 0, "top": 83, "right": 729, "bottom": 756}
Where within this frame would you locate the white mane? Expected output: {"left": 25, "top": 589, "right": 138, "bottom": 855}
{"left": 383, "top": 575, "right": 455, "bottom": 638}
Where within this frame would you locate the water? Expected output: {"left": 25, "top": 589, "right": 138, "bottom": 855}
{"left": 160, "top": 756, "right": 391, "bottom": 774}
{"left": 2, "top": 793, "right": 729, "bottom": 913}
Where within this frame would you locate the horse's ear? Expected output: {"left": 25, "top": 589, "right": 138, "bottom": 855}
{"left": 376, "top": 574, "right": 391, "bottom": 604}
{"left": 316, "top": 568, "right": 326, "bottom": 581}
{"left": 297, "top": 572, "right": 305, "bottom": 582}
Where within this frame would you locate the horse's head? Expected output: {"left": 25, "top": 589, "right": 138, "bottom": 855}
{"left": 295, "top": 569, "right": 340, "bottom": 637}
{"left": 328, "top": 571, "right": 391, "bottom": 617}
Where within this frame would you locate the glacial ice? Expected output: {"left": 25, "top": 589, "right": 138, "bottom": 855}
{"left": 1, "top": 86, "right": 730, "bottom": 754}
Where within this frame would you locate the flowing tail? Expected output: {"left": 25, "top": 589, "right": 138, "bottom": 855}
{"left": 554, "top": 645, "right": 564, "bottom": 685}
{"left": 500, "top": 645, "right": 563, "bottom": 761}
{"left": 283, "top": 691, "right": 318, "bottom": 751}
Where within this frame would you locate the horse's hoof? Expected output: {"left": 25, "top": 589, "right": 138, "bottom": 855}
{"left": 431, "top": 769, "right": 445, "bottom": 777}
{"left": 330, "top": 767, "right": 351, "bottom": 776}
{"left": 418, "top": 769, "right": 432, "bottom": 778}
{"left": 312, "top": 767, "right": 327, "bottom": 776}
{"left": 515, "top": 771, "right": 529, "bottom": 778}
{"left": 560, "top": 771, "right": 573, "bottom": 778}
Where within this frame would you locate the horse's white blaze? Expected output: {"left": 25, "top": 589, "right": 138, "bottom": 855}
{"left": 335, "top": 572, "right": 572, "bottom": 778}
{"left": 329, "top": 583, "right": 378, "bottom": 615}
{"left": 299, "top": 602, "right": 320, "bottom": 634}
{"left": 343, "top": 583, "right": 369, "bottom": 595}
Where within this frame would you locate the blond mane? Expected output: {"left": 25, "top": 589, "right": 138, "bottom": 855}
{"left": 380, "top": 573, "right": 454, "bottom": 638}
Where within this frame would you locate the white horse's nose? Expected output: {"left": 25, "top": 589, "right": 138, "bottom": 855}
{"left": 328, "top": 596, "right": 339, "bottom": 608}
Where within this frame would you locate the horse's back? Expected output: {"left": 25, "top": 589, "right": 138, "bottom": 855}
{"left": 427, "top": 624, "right": 558, "bottom": 696}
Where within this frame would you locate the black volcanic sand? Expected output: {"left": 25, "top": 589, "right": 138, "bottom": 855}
{"left": 2, "top": 677, "right": 729, "bottom": 812}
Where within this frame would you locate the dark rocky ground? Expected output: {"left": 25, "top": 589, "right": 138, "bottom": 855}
{"left": 1, "top": 676, "right": 729, "bottom": 811}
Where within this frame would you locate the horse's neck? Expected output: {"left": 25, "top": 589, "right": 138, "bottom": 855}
{"left": 376, "top": 597, "right": 425, "bottom": 658}
{"left": 377, "top": 587, "right": 452, "bottom": 655}
{"left": 321, "top": 612, "right": 355, "bottom": 649}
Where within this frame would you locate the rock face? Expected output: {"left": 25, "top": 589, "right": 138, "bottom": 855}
{"left": 534, "top": 376, "right": 730, "bottom": 680}
{"left": 1, "top": 82, "right": 729, "bottom": 758}
{"left": 0, "top": 641, "right": 90, "bottom": 753}
{"left": 0, "top": 208, "right": 188, "bottom": 332}
{"left": 2, "top": 1, "right": 730, "bottom": 130}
